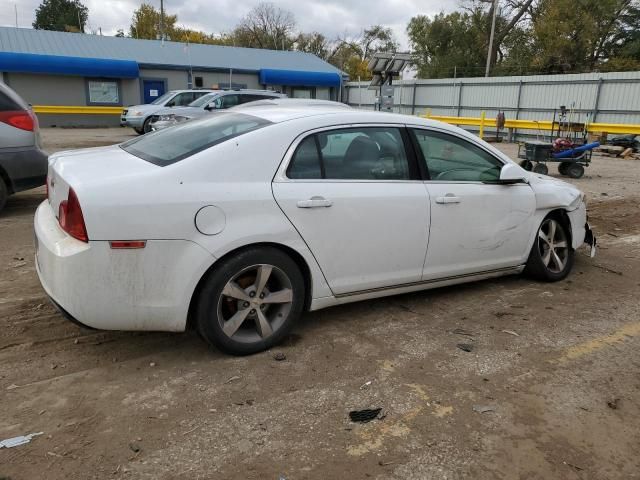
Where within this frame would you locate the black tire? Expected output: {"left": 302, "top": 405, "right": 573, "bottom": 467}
{"left": 142, "top": 117, "right": 153, "bottom": 134}
{"left": 566, "top": 163, "right": 584, "bottom": 179}
{"left": 134, "top": 127, "right": 145, "bottom": 135}
{"left": 525, "top": 214, "right": 575, "bottom": 282}
{"left": 519, "top": 160, "right": 533, "bottom": 171}
{"left": 195, "top": 247, "right": 305, "bottom": 355}
{"left": 558, "top": 162, "right": 571, "bottom": 175}
{"left": 533, "top": 163, "right": 548, "bottom": 175}
{"left": 0, "top": 178, "right": 8, "bottom": 213}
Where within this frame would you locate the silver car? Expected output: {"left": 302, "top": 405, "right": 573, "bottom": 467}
{"left": 121, "top": 89, "right": 214, "bottom": 135}
{"left": 149, "top": 90, "right": 286, "bottom": 131}
{"left": 0, "top": 82, "right": 47, "bottom": 213}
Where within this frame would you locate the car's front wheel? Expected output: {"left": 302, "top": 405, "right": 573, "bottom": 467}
{"left": 525, "top": 215, "right": 574, "bottom": 281}
{"left": 195, "top": 247, "right": 305, "bottom": 355}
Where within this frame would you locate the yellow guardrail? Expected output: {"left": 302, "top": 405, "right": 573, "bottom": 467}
{"left": 33, "top": 105, "right": 124, "bottom": 115}
{"left": 425, "top": 112, "right": 640, "bottom": 136}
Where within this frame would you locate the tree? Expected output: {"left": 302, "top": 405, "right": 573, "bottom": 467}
{"left": 295, "top": 32, "right": 330, "bottom": 59}
{"left": 532, "top": 0, "right": 640, "bottom": 72}
{"left": 33, "top": 0, "right": 88, "bottom": 32}
{"left": 407, "top": 11, "right": 488, "bottom": 78}
{"left": 231, "top": 3, "right": 296, "bottom": 50}
{"left": 129, "top": 3, "right": 177, "bottom": 40}
{"left": 115, "top": 29, "right": 125, "bottom": 37}
{"left": 468, "top": 0, "right": 538, "bottom": 71}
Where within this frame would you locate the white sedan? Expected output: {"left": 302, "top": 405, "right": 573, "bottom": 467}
{"left": 35, "top": 105, "right": 596, "bottom": 355}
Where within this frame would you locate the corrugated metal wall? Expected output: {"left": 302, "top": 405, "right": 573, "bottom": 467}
{"left": 344, "top": 72, "right": 640, "bottom": 128}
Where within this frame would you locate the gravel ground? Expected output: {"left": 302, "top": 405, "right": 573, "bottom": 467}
{"left": 1, "top": 128, "right": 639, "bottom": 479}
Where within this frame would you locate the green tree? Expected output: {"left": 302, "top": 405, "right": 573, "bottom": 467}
{"left": 129, "top": 3, "right": 177, "bottom": 40}
{"left": 532, "top": 0, "right": 640, "bottom": 72}
{"left": 407, "top": 11, "right": 487, "bottom": 78}
{"left": 33, "top": 0, "right": 88, "bottom": 32}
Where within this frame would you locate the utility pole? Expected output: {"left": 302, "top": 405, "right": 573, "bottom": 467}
{"left": 485, "top": 0, "right": 498, "bottom": 77}
{"left": 160, "top": 0, "right": 165, "bottom": 42}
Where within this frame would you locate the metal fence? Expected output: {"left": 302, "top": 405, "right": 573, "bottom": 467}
{"left": 344, "top": 71, "right": 640, "bottom": 137}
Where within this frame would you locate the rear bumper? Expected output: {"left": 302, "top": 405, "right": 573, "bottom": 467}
{"left": 34, "top": 201, "right": 215, "bottom": 332}
{"left": 0, "top": 147, "right": 47, "bottom": 193}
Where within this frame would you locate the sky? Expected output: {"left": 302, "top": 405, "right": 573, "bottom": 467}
{"left": 2, "top": 0, "right": 458, "bottom": 49}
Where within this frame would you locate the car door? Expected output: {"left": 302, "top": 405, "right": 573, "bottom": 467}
{"left": 410, "top": 128, "right": 536, "bottom": 280}
{"left": 272, "top": 126, "right": 430, "bottom": 295}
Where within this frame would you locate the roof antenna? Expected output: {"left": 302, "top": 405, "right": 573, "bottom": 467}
{"left": 14, "top": 3, "right": 18, "bottom": 28}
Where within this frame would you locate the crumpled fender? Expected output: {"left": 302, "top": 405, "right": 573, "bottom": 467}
{"left": 526, "top": 173, "right": 584, "bottom": 211}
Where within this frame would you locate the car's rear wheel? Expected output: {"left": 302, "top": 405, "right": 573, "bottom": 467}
{"left": 195, "top": 247, "right": 305, "bottom": 355}
{"left": 525, "top": 215, "right": 574, "bottom": 281}
{"left": 0, "top": 178, "right": 7, "bottom": 213}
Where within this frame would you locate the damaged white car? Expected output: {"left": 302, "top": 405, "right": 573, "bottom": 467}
{"left": 34, "top": 105, "right": 596, "bottom": 355}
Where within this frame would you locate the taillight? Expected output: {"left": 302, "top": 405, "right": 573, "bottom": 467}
{"left": 58, "top": 188, "right": 88, "bottom": 242}
{"left": 0, "top": 110, "right": 35, "bottom": 131}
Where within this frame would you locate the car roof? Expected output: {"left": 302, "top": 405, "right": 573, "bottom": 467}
{"left": 239, "top": 107, "right": 444, "bottom": 128}
{"left": 233, "top": 98, "right": 348, "bottom": 109}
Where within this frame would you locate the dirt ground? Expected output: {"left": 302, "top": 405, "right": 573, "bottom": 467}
{"left": 1, "top": 128, "right": 639, "bottom": 479}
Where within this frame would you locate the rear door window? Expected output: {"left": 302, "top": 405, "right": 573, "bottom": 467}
{"left": 287, "top": 127, "right": 412, "bottom": 180}
{"left": 121, "top": 112, "right": 272, "bottom": 166}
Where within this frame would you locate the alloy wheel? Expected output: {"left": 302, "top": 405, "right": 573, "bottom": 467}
{"left": 217, "top": 264, "right": 294, "bottom": 343}
{"left": 537, "top": 218, "right": 569, "bottom": 274}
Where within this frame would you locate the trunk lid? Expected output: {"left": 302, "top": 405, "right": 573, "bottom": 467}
{"left": 48, "top": 145, "right": 158, "bottom": 219}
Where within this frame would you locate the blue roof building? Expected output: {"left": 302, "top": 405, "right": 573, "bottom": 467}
{"left": 0, "top": 26, "right": 345, "bottom": 126}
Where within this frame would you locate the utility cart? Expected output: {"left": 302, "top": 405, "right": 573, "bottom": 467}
{"left": 517, "top": 106, "right": 599, "bottom": 179}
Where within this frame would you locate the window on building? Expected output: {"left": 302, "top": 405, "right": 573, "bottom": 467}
{"left": 195, "top": 76, "right": 204, "bottom": 88}
{"left": 87, "top": 80, "right": 120, "bottom": 105}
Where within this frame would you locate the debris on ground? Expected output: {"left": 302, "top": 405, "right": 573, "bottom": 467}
{"left": 224, "top": 375, "right": 241, "bottom": 384}
{"left": 452, "top": 328, "right": 474, "bottom": 337}
{"left": 607, "top": 398, "right": 620, "bottom": 410}
{"left": 457, "top": 343, "right": 474, "bottom": 352}
{"left": 272, "top": 352, "right": 287, "bottom": 361}
{"left": 0, "top": 432, "right": 43, "bottom": 449}
{"left": 360, "top": 380, "right": 373, "bottom": 390}
{"left": 473, "top": 405, "right": 496, "bottom": 414}
{"left": 349, "top": 408, "right": 383, "bottom": 423}
{"left": 128, "top": 442, "right": 141, "bottom": 453}
{"left": 501, "top": 329, "right": 520, "bottom": 337}
{"left": 563, "top": 461, "right": 584, "bottom": 471}
{"left": 149, "top": 362, "right": 156, "bottom": 367}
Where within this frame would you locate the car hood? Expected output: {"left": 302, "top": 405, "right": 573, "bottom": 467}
{"left": 153, "top": 106, "right": 204, "bottom": 118}
{"left": 526, "top": 172, "right": 583, "bottom": 210}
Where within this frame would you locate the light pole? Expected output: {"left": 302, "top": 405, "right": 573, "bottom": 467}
{"left": 485, "top": 0, "right": 498, "bottom": 77}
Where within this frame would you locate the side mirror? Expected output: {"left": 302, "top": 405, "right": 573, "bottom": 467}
{"left": 499, "top": 163, "right": 528, "bottom": 184}
{"left": 204, "top": 102, "right": 215, "bottom": 111}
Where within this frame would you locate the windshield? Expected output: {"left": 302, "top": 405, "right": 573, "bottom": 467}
{"left": 120, "top": 112, "right": 272, "bottom": 166}
{"left": 189, "top": 93, "right": 219, "bottom": 108}
{"left": 150, "top": 92, "right": 175, "bottom": 105}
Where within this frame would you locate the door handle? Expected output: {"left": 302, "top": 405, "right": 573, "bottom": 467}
{"left": 435, "top": 194, "right": 461, "bottom": 204}
{"left": 296, "top": 196, "right": 333, "bottom": 208}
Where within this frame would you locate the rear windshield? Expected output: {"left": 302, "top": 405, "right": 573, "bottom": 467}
{"left": 120, "top": 112, "right": 272, "bottom": 166}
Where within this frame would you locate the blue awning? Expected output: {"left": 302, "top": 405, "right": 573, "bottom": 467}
{"left": 0, "top": 52, "right": 139, "bottom": 78}
{"left": 260, "top": 69, "right": 341, "bottom": 87}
